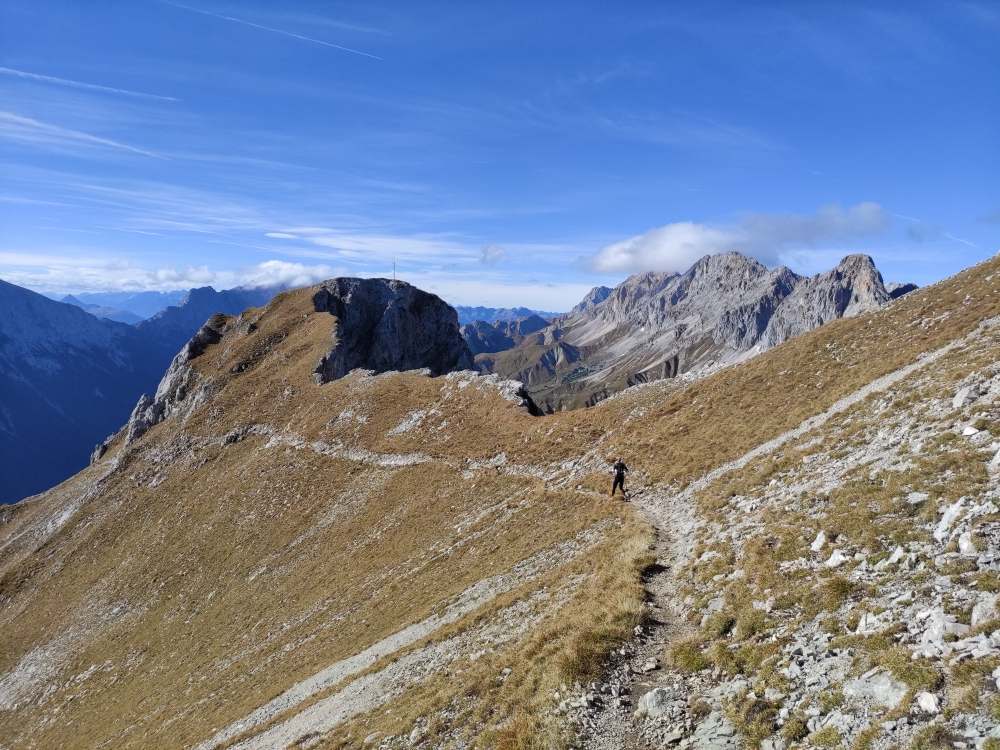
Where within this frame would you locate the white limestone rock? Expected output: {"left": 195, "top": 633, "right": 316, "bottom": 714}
{"left": 634, "top": 687, "right": 672, "bottom": 718}
{"left": 915, "top": 691, "right": 940, "bottom": 714}
{"left": 843, "top": 670, "right": 908, "bottom": 709}
{"left": 810, "top": 530, "right": 827, "bottom": 553}
{"left": 825, "top": 549, "right": 850, "bottom": 568}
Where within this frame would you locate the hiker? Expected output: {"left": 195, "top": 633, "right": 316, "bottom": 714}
{"left": 610, "top": 457, "right": 629, "bottom": 500}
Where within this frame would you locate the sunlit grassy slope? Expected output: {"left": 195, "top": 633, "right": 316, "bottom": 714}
{"left": 2, "top": 256, "right": 1000, "bottom": 749}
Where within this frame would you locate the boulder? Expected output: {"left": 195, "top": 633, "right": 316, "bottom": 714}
{"left": 810, "top": 530, "right": 826, "bottom": 552}
{"left": 953, "top": 384, "right": 980, "bottom": 409}
{"left": 972, "top": 594, "right": 998, "bottom": 627}
{"left": 915, "top": 692, "right": 940, "bottom": 714}
{"left": 634, "top": 687, "right": 672, "bottom": 718}
{"left": 958, "top": 531, "right": 977, "bottom": 557}
{"left": 843, "top": 670, "right": 908, "bottom": 709}
{"left": 825, "top": 549, "right": 850, "bottom": 567}
{"left": 934, "top": 498, "right": 966, "bottom": 543}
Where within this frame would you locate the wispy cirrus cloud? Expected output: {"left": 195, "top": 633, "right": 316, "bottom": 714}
{"left": 161, "top": 1, "right": 382, "bottom": 59}
{"left": 0, "top": 67, "right": 179, "bottom": 101}
{"left": 586, "top": 202, "right": 891, "bottom": 273}
{"left": 276, "top": 227, "right": 477, "bottom": 263}
{"left": 0, "top": 111, "right": 164, "bottom": 159}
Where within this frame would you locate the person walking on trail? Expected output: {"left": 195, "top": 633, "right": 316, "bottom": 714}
{"left": 610, "top": 457, "right": 629, "bottom": 500}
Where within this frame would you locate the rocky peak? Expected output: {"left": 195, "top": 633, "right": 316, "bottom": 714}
{"left": 478, "top": 251, "right": 899, "bottom": 411}
{"left": 759, "top": 253, "right": 890, "bottom": 351}
{"left": 312, "top": 278, "right": 473, "bottom": 384}
{"left": 570, "top": 285, "right": 612, "bottom": 315}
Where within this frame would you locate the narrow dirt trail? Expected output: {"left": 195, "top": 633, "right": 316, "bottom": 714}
{"left": 581, "top": 324, "right": 987, "bottom": 749}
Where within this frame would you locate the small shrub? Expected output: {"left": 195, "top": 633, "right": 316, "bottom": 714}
{"left": 671, "top": 637, "right": 709, "bottom": 673}
{"left": 704, "top": 612, "right": 736, "bottom": 638}
{"left": 729, "top": 696, "right": 780, "bottom": 744}
{"left": 911, "top": 724, "right": 957, "bottom": 750}
{"left": 690, "top": 698, "right": 711, "bottom": 720}
{"left": 984, "top": 738, "right": 1000, "bottom": 750}
{"left": 781, "top": 714, "right": 809, "bottom": 742}
{"left": 736, "top": 609, "right": 767, "bottom": 639}
{"left": 812, "top": 726, "right": 841, "bottom": 747}
{"left": 820, "top": 687, "right": 844, "bottom": 714}
{"left": 978, "top": 573, "right": 1000, "bottom": 592}
{"left": 852, "top": 726, "right": 880, "bottom": 750}
{"left": 846, "top": 611, "right": 862, "bottom": 631}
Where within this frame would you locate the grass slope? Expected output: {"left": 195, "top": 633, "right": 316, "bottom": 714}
{"left": 1, "top": 257, "right": 1000, "bottom": 748}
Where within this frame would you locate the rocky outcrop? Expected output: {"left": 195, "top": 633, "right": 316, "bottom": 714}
{"left": 886, "top": 281, "right": 918, "bottom": 299}
{"left": 122, "top": 314, "right": 230, "bottom": 446}
{"left": 312, "top": 278, "right": 473, "bottom": 384}
{"left": 478, "top": 252, "right": 895, "bottom": 412}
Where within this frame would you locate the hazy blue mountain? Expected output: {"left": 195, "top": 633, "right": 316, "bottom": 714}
{"left": 61, "top": 295, "right": 144, "bottom": 324}
{"left": 73, "top": 290, "right": 188, "bottom": 319}
{"left": 454, "top": 305, "right": 560, "bottom": 325}
{"left": 0, "top": 281, "right": 284, "bottom": 504}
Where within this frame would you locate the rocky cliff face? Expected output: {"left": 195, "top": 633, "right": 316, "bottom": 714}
{"left": 758, "top": 253, "right": 890, "bottom": 350}
{"left": 478, "top": 253, "right": 902, "bottom": 412}
{"left": 311, "top": 278, "right": 473, "bottom": 383}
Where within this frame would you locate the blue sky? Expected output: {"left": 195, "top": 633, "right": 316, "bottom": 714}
{"left": 0, "top": 2, "right": 997, "bottom": 311}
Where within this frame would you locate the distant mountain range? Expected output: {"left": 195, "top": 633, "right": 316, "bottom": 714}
{"left": 453, "top": 305, "right": 560, "bottom": 326}
{"left": 1, "top": 257, "right": 916, "bottom": 502}
{"left": 72, "top": 289, "right": 188, "bottom": 319}
{"left": 0, "top": 281, "right": 281, "bottom": 504}
{"left": 61, "top": 295, "right": 144, "bottom": 324}
{"left": 477, "top": 253, "right": 917, "bottom": 412}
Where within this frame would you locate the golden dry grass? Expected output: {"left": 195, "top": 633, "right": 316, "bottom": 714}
{"left": 3, "top": 256, "right": 1000, "bottom": 748}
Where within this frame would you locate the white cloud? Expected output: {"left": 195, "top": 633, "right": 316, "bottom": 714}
{"left": 235, "top": 260, "right": 347, "bottom": 288}
{"left": 587, "top": 202, "right": 891, "bottom": 274}
{"left": 0, "top": 254, "right": 346, "bottom": 294}
{"left": 265, "top": 232, "right": 300, "bottom": 239}
{"left": 480, "top": 244, "right": 507, "bottom": 266}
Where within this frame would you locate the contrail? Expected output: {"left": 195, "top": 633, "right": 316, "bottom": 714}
{"left": 0, "top": 111, "right": 165, "bottom": 159}
{"left": 0, "top": 67, "right": 179, "bottom": 101}
{"left": 162, "top": 2, "right": 382, "bottom": 60}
